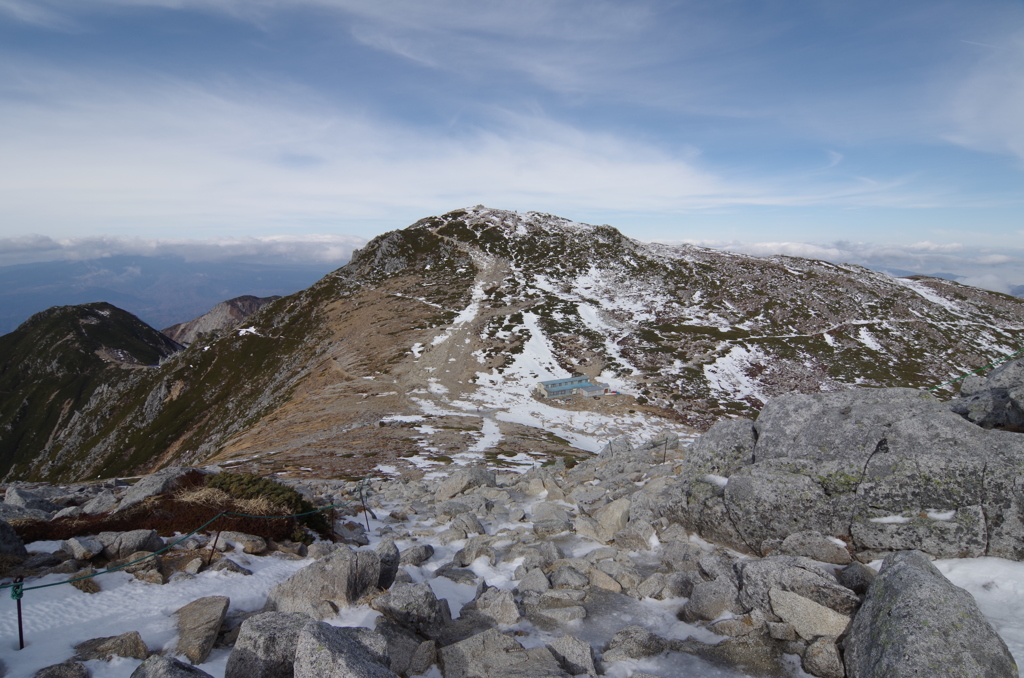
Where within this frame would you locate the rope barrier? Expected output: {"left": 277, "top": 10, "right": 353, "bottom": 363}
{"left": 928, "top": 347, "right": 1024, "bottom": 392}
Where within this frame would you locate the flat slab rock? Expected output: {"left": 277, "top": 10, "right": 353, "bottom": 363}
{"left": 174, "top": 595, "right": 230, "bottom": 665}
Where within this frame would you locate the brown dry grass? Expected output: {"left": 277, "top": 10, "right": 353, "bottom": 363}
{"left": 12, "top": 493, "right": 301, "bottom": 544}
{"left": 174, "top": 485, "right": 287, "bottom": 516}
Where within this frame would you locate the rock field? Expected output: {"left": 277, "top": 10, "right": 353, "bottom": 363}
{"left": 3, "top": 376, "right": 1024, "bottom": 677}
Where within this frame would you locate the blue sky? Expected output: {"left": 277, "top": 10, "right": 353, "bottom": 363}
{"left": 1, "top": 1, "right": 1023, "bottom": 290}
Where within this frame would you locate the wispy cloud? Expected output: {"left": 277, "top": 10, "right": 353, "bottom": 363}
{"left": 0, "top": 63, "right": 932, "bottom": 239}
{"left": 0, "top": 0, "right": 77, "bottom": 30}
{"left": 946, "top": 29, "right": 1024, "bottom": 160}
{"left": 0, "top": 233, "right": 365, "bottom": 267}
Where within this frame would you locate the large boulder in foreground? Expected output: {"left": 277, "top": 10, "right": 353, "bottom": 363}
{"left": 844, "top": 550, "right": 1017, "bottom": 677}
{"left": 225, "top": 611, "right": 310, "bottom": 678}
{"left": 673, "top": 388, "right": 1024, "bottom": 560}
{"left": 264, "top": 546, "right": 381, "bottom": 620}
{"left": 293, "top": 622, "right": 397, "bottom": 678}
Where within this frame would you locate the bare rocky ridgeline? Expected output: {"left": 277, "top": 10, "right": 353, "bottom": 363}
{"left": 4, "top": 206, "right": 1024, "bottom": 484}
{"left": 161, "top": 295, "right": 281, "bottom": 347}
{"left": 2, "top": 379, "right": 1023, "bottom": 677}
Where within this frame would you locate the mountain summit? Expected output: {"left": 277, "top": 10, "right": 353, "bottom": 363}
{"left": 3, "top": 207, "right": 1023, "bottom": 483}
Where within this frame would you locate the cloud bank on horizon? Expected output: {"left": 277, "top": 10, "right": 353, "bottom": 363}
{"left": 0, "top": 0, "right": 1022, "bottom": 288}
{"left": 0, "top": 233, "right": 366, "bottom": 267}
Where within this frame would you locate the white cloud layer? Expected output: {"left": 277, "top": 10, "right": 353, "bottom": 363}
{"left": 0, "top": 233, "right": 365, "bottom": 267}
{"left": 657, "top": 238, "right": 1024, "bottom": 296}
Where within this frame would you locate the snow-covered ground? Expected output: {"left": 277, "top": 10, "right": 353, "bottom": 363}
{"left": 4, "top": 504, "right": 1024, "bottom": 678}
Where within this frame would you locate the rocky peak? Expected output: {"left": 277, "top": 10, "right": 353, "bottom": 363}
{"left": 162, "top": 295, "right": 282, "bottom": 346}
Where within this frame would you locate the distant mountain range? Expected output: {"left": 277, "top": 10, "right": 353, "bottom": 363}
{"left": 3, "top": 207, "right": 1024, "bottom": 484}
{"left": 0, "top": 255, "right": 342, "bottom": 335}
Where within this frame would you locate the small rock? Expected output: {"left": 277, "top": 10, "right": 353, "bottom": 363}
{"left": 592, "top": 498, "right": 631, "bottom": 542}
{"left": 62, "top": 537, "right": 103, "bottom": 561}
{"left": 33, "top": 662, "right": 89, "bottom": 678}
{"left": 375, "top": 537, "right": 400, "bottom": 590}
{"left": 603, "top": 625, "right": 667, "bottom": 662}
{"left": 398, "top": 544, "right": 434, "bottom": 566}
{"left": 533, "top": 518, "right": 571, "bottom": 538}
{"left": 5, "top": 487, "right": 59, "bottom": 513}
{"left": 837, "top": 561, "right": 876, "bottom": 596}
{"left": 116, "top": 467, "right": 190, "bottom": 513}
{"left": 474, "top": 587, "right": 521, "bottom": 625}
{"left": 452, "top": 512, "right": 486, "bottom": 536}
{"left": 119, "top": 551, "right": 161, "bottom": 574}
{"left": 779, "top": 531, "right": 852, "bottom": 565}
{"left": 517, "top": 568, "right": 551, "bottom": 594}
{"left": 73, "top": 630, "right": 149, "bottom": 661}
{"left": 435, "top": 468, "right": 496, "bottom": 502}
{"left": 70, "top": 567, "right": 102, "bottom": 594}
{"left": 135, "top": 569, "right": 166, "bottom": 585}
{"left": 736, "top": 556, "right": 859, "bottom": 616}
{"left": 588, "top": 568, "right": 622, "bottom": 592}
{"left": 769, "top": 588, "right": 850, "bottom": 641}
{"left": 182, "top": 558, "right": 204, "bottom": 575}
{"left": 54, "top": 506, "right": 83, "bottom": 520}
{"left": 679, "top": 577, "right": 740, "bottom": 623}
{"left": 98, "top": 530, "right": 164, "bottom": 561}
{"left": 635, "top": 573, "right": 666, "bottom": 598}
{"left": 707, "top": 613, "right": 763, "bottom": 638}
{"left": 767, "top": 621, "right": 797, "bottom": 641}
{"left": 219, "top": 532, "right": 268, "bottom": 555}
{"left": 803, "top": 637, "right": 844, "bottom": 678}
{"left": 370, "top": 582, "right": 452, "bottom": 639}
{"left": 21, "top": 551, "right": 63, "bottom": 570}
{"left": 307, "top": 542, "right": 340, "bottom": 560}
{"left": 82, "top": 490, "right": 119, "bottom": 515}
{"left": 550, "top": 565, "right": 589, "bottom": 589}
{"left": 534, "top": 606, "right": 586, "bottom": 624}
{"left": 210, "top": 557, "right": 254, "bottom": 576}
{"left": 130, "top": 655, "right": 214, "bottom": 678}
{"left": 613, "top": 522, "right": 655, "bottom": 551}
{"left": 547, "top": 635, "right": 596, "bottom": 677}
{"left": 174, "top": 595, "right": 229, "bottom": 665}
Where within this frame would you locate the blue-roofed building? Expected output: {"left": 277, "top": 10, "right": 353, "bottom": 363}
{"left": 538, "top": 376, "right": 609, "bottom": 399}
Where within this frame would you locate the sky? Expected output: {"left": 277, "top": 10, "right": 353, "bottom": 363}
{"left": 1, "top": 0, "right": 1023, "bottom": 291}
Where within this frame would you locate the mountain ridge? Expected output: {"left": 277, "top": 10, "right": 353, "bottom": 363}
{"left": 2, "top": 206, "right": 1023, "bottom": 483}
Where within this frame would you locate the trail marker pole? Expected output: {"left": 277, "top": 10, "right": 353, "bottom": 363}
{"left": 13, "top": 576, "right": 24, "bottom": 649}
{"left": 207, "top": 530, "right": 222, "bottom": 566}
{"left": 358, "top": 481, "right": 371, "bottom": 534}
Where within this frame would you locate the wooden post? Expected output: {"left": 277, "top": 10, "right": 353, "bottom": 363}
{"left": 207, "top": 530, "right": 222, "bottom": 566}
